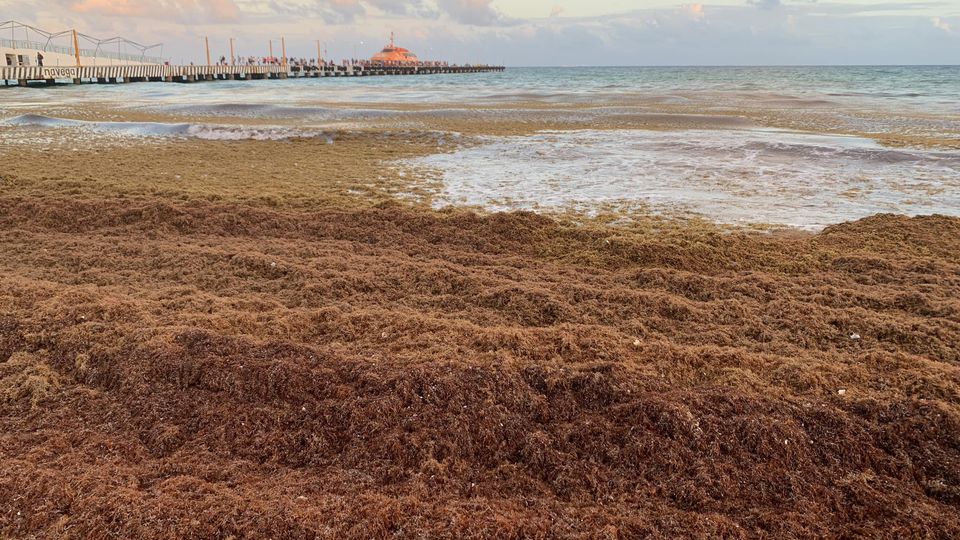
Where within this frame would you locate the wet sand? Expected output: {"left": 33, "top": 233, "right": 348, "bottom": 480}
{"left": 1, "top": 127, "right": 959, "bottom": 538}
{"left": 5, "top": 91, "right": 959, "bottom": 146}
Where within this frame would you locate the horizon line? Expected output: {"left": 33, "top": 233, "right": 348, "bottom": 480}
{"left": 506, "top": 64, "right": 960, "bottom": 69}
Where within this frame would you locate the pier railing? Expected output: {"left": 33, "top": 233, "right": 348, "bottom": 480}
{"left": 1, "top": 37, "right": 73, "bottom": 56}
{"left": 1, "top": 63, "right": 504, "bottom": 85}
{"left": 1, "top": 37, "right": 164, "bottom": 64}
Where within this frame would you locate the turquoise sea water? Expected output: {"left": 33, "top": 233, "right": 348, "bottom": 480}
{"left": 4, "top": 65, "right": 959, "bottom": 110}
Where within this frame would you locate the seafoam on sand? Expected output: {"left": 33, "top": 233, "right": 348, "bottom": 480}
{"left": 409, "top": 128, "right": 960, "bottom": 230}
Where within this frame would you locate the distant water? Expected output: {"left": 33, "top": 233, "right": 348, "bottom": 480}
{"left": 2, "top": 66, "right": 958, "bottom": 229}
{"left": 3, "top": 65, "right": 959, "bottom": 111}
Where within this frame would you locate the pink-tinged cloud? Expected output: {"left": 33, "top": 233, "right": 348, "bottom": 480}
{"left": 70, "top": 0, "right": 142, "bottom": 16}
{"left": 69, "top": 0, "right": 241, "bottom": 22}
{"left": 681, "top": 4, "right": 705, "bottom": 21}
{"left": 7, "top": 0, "right": 956, "bottom": 65}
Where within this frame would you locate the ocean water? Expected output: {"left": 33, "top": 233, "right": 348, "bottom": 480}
{"left": 2, "top": 66, "right": 958, "bottom": 228}
{"left": 409, "top": 129, "right": 959, "bottom": 230}
{"left": 4, "top": 65, "right": 959, "bottom": 110}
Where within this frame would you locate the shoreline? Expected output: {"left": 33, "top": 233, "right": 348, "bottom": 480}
{"left": 3, "top": 82, "right": 959, "bottom": 147}
{"left": 3, "top": 124, "right": 956, "bottom": 232}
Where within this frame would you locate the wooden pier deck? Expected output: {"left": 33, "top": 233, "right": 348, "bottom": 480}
{"left": 1, "top": 63, "right": 504, "bottom": 86}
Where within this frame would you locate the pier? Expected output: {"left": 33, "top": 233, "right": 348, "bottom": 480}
{"left": 1, "top": 21, "right": 502, "bottom": 87}
{"left": 1, "top": 63, "right": 504, "bottom": 87}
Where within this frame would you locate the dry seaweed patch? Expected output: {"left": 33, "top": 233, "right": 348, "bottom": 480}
{"left": 0, "top": 131, "right": 453, "bottom": 210}
{"left": 1, "top": 199, "right": 959, "bottom": 538}
{"left": 0, "top": 352, "right": 64, "bottom": 408}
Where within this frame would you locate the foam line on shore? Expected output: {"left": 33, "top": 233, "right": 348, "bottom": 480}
{"left": 3, "top": 114, "right": 324, "bottom": 141}
{"left": 408, "top": 128, "right": 960, "bottom": 230}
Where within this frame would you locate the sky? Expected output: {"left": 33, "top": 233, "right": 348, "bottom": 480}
{"left": 2, "top": 0, "right": 958, "bottom": 65}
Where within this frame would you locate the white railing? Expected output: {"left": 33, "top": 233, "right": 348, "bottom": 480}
{"left": 0, "top": 64, "right": 287, "bottom": 81}
{"left": 1, "top": 37, "right": 163, "bottom": 64}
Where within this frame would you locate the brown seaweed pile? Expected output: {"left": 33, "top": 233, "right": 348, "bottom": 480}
{"left": 1, "top": 190, "right": 958, "bottom": 538}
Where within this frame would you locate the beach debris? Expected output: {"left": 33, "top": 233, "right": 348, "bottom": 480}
{"left": 632, "top": 338, "right": 641, "bottom": 347}
{"left": 838, "top": 389, "right": 847, "bottom": 396}
{"left": 850, "top": 333, "right": 861, "bottom": 340}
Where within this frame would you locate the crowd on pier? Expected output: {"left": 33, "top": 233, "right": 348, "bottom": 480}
{"left": 212, "top": 56, "right": 452, "bottom": 69}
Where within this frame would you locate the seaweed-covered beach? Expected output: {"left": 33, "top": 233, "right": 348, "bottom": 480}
{"left": 2, "top": 70, "right": 959, "bottom": 537}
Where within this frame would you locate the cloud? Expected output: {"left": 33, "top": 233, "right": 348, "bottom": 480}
{"left": 748, "top": 0, "right": 817, "bottom": 9}
{"left": 681, "top": 3, "right": 705, "bottom": 20}
{"left": 265, "top": 0, "right": 367, "bottom": 23}
{"left": 58, "top": 0, "right": 512, "bottom": 27}
{"left": 435, "top": 0, "right": 506, "bottom": 26}
{"left": 8, "top": 0, "right": 959, "bottom": 66}
{"left": 366, "top": 0, "right": 433, "bottom": 17}
{"left": 931, "top": 17, "right": 951, "bottom": 32}
{"left": 68, "top": 0, "right": 241, "bottom": 22}
{"left": 262, "top": 0, "right": 509, "bottom": 25}
{"left": 69, "top": 0, "right": 141, "bottom": 16}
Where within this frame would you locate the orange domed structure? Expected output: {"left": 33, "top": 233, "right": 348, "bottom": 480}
{"left": 371, "top": 33, "right": 418, "bottom": 65}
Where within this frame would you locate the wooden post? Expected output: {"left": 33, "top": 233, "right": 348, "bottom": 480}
{"left": 72, "top": 29, "right": 82, "bottom": 67}
{"left": 205, "top": 36, "right": 211, "bottom": 66}
{"left": 230, "top": 38, "right": 235, "bottom": 65}
{"left": 281, "top": 37, "right": 287, "bottom": 66}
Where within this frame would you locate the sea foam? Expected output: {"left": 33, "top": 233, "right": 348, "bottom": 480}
{"left": 3, "top": 114, "right": 317, "bottom": 141}
{"left": 409, "top": 128, "right": 960, "bottom": 230}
